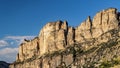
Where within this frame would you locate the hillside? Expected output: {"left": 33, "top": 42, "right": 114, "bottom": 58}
{"left": 0, "top": 61, "right": 9, "bottom": 68}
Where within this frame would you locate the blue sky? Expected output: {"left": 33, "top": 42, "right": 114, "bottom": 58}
{"left": 0, "top": 0, "right": 120, "bottom": 63}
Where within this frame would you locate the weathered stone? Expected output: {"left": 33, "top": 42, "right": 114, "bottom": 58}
{"left": 75, "top": 16, "right": 92, "bottom": 42}
{"left": 67, "top": 27, "right": 75, "bottom": 46}
{"left": 92, "top": 8, "right": 118, "bottom": 38}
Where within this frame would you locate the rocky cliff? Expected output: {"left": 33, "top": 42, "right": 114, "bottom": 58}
{"left": 10, "top": 8, "right": 120, "bottom": 68}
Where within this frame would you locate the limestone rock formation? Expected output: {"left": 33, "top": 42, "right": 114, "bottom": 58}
{"left": 10, "top": 8, "right": 120, "bottom": 68}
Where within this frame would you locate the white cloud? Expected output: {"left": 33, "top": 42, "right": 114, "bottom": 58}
{"left": 0, "top": 35, "right": 36, "bottom": 63}
{"left": 5, "top": 36, "right": 35, "bottom": 40}
{"left": 0, "top": 40, "right": 8, "bottom": 47}
{"left": 0, "top": 47, "right": 18, "bottom": 63}
{"left": 0, "top": 48, "right": 18, "bottom": 55}
{"left": 5, "top": 36, "right": 35, "bottom": 44}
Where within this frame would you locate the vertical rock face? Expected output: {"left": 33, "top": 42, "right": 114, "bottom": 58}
{"left": 67, "top": 26, "right": 75, "bottom": 46}
{"left": 17, "top": 38, "right": 39, "bottom": 62}
{"left": 38, "top": 21, "right": 69, "bottom": 55}
{"left": 92, "top": 8, "right": 118, "bottom": 38}
{"left": 75, "top": 16, "right": 92, "bottom": 43}
{"left": 75, "top": 8, "right": 119, "bottom": 43}
{"left": 16, "top": 20, "right": 75, "bottom": 62}
{"left": 10, "top": 8, "right": 120, "bottom": 68}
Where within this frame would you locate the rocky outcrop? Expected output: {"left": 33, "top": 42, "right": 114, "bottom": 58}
{"left": 92, "top": 8, "right": 118, "bottom": 38}
{"left": 10, "top": 8, "right": 120, "bottom": 68}
{"left": 75, "top": 8, "right": 119, "bottom": 43}
{"left": 75, "top": 16, "right": 92, "bottom": 42}
{"left": 38, "top": 21, "right": 69, "bottom": 55}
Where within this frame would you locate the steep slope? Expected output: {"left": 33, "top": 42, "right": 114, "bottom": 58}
{"left": 10, "top": 8, "right": 120, "bottom": 68}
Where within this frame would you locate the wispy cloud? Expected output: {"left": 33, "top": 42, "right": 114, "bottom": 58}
{"left": 0, "top": 40, "right": 8, "bottom": 47}
{"left": 0, "top": 47, "right": 18, "bottom": 63}
{"left": 5, "top": 36, "right": 35, "bottom": 40}
{"left": 5, "top": 36, "right": 35, "bottom": 44}
{"left": 0, "top": 48, "right": 18, "bottom": 55}
{"left": 0, "top": 35, "right": 36, "bottom": 63}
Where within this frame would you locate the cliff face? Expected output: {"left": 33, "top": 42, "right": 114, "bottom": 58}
{"left": 10, "top": 8, "right": 120, "bottom": 68}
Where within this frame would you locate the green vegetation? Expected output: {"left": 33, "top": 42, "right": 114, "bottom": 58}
{"left": 99, "top": 57, "right": 120, "bottom": 68}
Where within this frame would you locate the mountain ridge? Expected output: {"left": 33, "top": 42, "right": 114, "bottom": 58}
{"left": 0, "top": 61, "right": 10, "bottom": 68}
{"left": 10, "top": 8, "right": 120, "bottom": 68}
